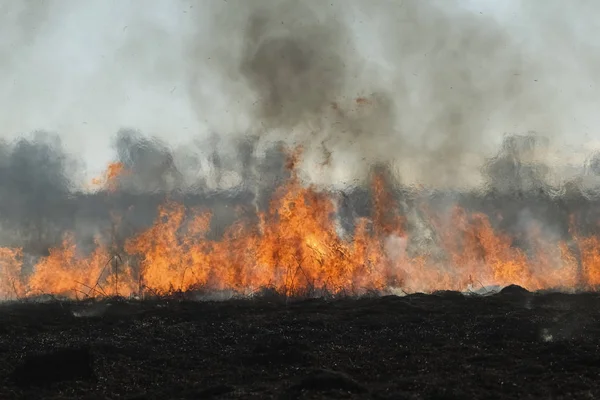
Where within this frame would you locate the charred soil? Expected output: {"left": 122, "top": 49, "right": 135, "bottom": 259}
{"left": 1, "top": 289, "right": 600, "bottom": 399}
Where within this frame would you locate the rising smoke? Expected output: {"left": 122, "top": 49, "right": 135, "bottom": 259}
{"left": 0, "top": 0, "right": 599, "bottom": 275}
{"left": 184, "top": 0, "right": 599, "bottom": 188}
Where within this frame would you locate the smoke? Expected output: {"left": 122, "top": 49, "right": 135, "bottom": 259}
{"left": 239, "top": 2, "right": 347, "bottom": 129}
{"left": 181, "top": 0, "right": 600, "bottom": 188}
{"left": 0, "top": 0, "right": 598, "bottom": 188}
{"left": 1, "top": 0, "right": 600, "bottom": 269}
{"left": 114, "top": 129, "right": 184, "bottom": 194}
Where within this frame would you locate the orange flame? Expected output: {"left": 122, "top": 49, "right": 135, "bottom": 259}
{"left": 90, "top": 162, "right": 127, "bottom": 192}
{"left": 1, "top": 151, "right": 600, "bottom": 299}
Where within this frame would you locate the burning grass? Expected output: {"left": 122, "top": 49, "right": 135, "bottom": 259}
{"left": 1, "top": 148, "right": 599, "bottom": 301}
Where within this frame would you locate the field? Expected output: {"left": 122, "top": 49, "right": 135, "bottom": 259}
{"left": 1, "top": 286, "right": 600, "bottom": 399}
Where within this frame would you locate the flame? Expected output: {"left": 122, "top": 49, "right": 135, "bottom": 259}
{"left": 26, "top": 235, "right": 136, "bottom": 298}
{"left": 90, "top": 162, "right": 127, "bottom": 192}
{"left": 0, "top": 248, "right": 24, "bottom": 299}
{"left": 1, "top": 150, "right": 600, "bottom": 299}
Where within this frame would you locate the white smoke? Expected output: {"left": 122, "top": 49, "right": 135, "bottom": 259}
{"left": 0, "top": 0, "right": 599, "bottom": 189}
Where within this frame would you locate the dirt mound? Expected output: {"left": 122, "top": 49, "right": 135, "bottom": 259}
{"left": 433, "top": 290, "right": 465, "bottom": 299}
{"left": 499, "top": 284, "right": 531, "bottom": 295}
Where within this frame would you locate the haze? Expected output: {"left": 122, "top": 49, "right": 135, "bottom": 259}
{"left": 1, "top": 0, "right": 599, "bottom": 189}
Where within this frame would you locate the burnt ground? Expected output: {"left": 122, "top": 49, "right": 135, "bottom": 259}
{"left": 1, "top": 287, "right": 600, "bottom": 399}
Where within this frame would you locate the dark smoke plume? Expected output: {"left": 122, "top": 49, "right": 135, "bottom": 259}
{"left": 0, "top": 132, "right": 75, "bottom": 252}
{"left": 239, "top": 2, "right": 348, "bottom": 130}
{"left": 114, "top": 129, "right": 184, "bottom": 194}
{"left": 182, "top": 0, "right": 562, "bottom": 189}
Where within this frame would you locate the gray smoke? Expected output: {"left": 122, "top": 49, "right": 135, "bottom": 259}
{"left": 0, "top": 132, "right": 75, "bottom": 251}
{"left": 239, "top": 2, "right": 348, "bottom": 129}
{"left": 181, "top": 0, "right": 599, "bottom": 189}
{"left": 0, "top": 0, "right": 599, "bottom": 273}
{"left": 1, "top": 0, "right": 598, "bottom": 189}
{"left": 114, "top": 129, "right": 184, "bottom": 194}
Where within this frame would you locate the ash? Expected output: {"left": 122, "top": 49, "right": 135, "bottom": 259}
{"left": 2, "top": 288, "right": 600, "bottom": 399}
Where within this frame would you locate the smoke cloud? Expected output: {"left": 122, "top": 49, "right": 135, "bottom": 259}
{"left": 180, "top": 0, "right": 600, "bottom": 188}
{"left": 2, "top": 0, "right": 599, "bottom": 188}
{"left": 1, "top": 0, "right": 600, "bottom": 267}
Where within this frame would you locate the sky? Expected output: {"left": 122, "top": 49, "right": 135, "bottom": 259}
{"left": 1, "top": 0, "right": 599, "bottom": 188}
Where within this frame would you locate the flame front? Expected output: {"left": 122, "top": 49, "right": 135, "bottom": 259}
{"left": 1, "top": 151, "right": 598, "bottom": 299}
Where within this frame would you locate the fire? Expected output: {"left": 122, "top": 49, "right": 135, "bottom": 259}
{"left": 90, "top": 162, "right": 127, "bottom": 192}
{"left": 0, "top": 248, "right": 24, "bottom": 299}
{"left": 25, "top": 235, "right": 136, "bottom": 298}
{"left": 1, "top": 149, "right": 600, "bottom": 300}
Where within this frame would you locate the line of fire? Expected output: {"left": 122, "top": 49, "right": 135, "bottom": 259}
{"left": 2, "top": 133, "right": 600, "bottom": 300}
